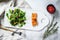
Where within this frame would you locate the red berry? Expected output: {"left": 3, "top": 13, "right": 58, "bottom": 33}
{"left": 47, "top": 4, "right": 56, "bottom": 14}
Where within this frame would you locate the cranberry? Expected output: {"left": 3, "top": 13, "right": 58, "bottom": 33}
{"left": 47, "top": 4, "right": 56, "bottom": 14}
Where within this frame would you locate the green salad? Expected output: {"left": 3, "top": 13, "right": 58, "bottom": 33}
{"left": 6, "top": 8, "right": 26, "bottom": 27}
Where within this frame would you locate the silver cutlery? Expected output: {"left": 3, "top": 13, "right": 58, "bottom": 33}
{"left": 13, "top": 0, "right": 17, "bottom": 7}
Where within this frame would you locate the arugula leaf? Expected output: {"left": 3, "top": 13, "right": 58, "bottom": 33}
{"left": 6, "top": 8, "right": 26, "bottom": 27}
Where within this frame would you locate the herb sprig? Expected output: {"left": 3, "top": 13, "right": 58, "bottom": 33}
{"left": 43, "top": 16, "right": 58, "bottom": 39}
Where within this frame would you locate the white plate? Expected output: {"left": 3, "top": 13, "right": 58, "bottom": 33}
{"left": 2, "top": 7, "right": 50, "bottom": 31}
